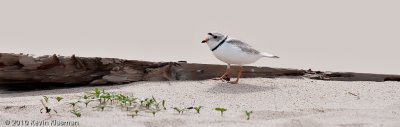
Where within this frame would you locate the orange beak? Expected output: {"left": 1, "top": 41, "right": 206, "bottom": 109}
{"left": 201, "top": 38, "right": 209, "bottom": 43}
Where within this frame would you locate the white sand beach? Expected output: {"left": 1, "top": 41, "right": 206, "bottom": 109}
{"left": 1, "top": 78, "right": 400, "bottom": 127}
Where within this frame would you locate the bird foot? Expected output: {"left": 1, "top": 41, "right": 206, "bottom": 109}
{"left": 222, "top": 76, "right": 230, "bottom": 81}
{"left": 212, "top": 75, "right": 230, "bottom": 81}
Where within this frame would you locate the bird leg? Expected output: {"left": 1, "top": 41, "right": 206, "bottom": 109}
{"left": 212, "top": 64, "right": 231, "bottom": 81}
{"left": 228, "top": 65, "right": 243, "bottom": 84}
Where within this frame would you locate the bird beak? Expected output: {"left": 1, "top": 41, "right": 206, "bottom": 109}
{"left": 201, "top": 38, "right": 209, "bottom": 43}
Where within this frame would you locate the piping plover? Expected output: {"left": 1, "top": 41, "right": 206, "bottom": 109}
{"left": 201, "top": 32, "right": 279, "bottom": 84}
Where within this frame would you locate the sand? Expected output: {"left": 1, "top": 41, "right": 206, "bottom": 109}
{"left": 1, "top": 77, "right": 400, "bottom": 127}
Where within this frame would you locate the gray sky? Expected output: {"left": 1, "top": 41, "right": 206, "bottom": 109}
{"left": 1, "top": 0, "right": 399, "bottom": 74}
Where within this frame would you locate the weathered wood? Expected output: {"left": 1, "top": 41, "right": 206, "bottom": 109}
{"left": 304, "top": 70, "right": 400, "bottom": 82}
{"left": 0, "top": 53, "right": 399, "bottom": 86}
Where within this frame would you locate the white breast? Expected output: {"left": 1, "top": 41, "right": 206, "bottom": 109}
{"left": 212, "top": 42, "right": 263, "bottom": 65}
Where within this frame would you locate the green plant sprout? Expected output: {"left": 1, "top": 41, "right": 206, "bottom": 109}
{"left": 109, "top": 93, "right": 117, "bottom": 104}
{"left": 140, "top": 97, "right": 157, "bottom": 110}
{"left": 116, "top": 94, "right": 137, "bottom": 111}
{"left": 245, "top": 110, "right": 253, "bottom": 120}
{"left": 69, "top": 101, "right": 80, "bottom": 110}
{"left": 82, "top": 99, "right": 94, "bottom": 107}
{"left": 94, "top": 104, "right": 112, "bottom": 111}
{"left": 102, "top": 92, "right": 112, "bottom": 103}
{"left": 43, "top": 96, "right": 49, "bottom": 103}
{"left": 161, "top": 100, "right": 166, "bottom": 110}
{"left": 70, "top": 110, "right": 81, "bottom": 117}
{"left": 133, "top": 109, "right": 140, "bottom": 115}
{"left": 55, "top": 97, "right": 63, "bottom": 102}
{"left": 152, "top": 110, "right": 158, "bottom": 116}
{"left": 50, "top": 88, "right": 177, "bottom": 119}
{"left": 215, "top": 108, "right": 227, "bottom": 116}
{"left": 173, "top": 107, "right": 184, "bottom": 114}
{"left": 144, "top": 98, "right": 155, "bottom": 109}
{"left": 128, "top": 109, "right": 140, "bottom": 118}
{"left": 87, "top": 88, "right": 104, "bottom": 103}
{"left": 90, "top": 88, "right": 102, "bottom": 97}
{"left": 154, "top": 102, "right": 161, "bottom": 111}
{"left": 194, "top": 106, "right": 203, "bottom": 114}
{"left": 82, "top": 95, "right": 89, "bottom": 100}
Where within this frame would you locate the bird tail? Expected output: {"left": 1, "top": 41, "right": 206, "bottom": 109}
{"left": 260, "top": 52, "right": 279, "bottom": 58}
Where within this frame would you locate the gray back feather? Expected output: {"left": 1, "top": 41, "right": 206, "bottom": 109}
{"left": 226, "top": 39, "right": 260, "bottom": 54}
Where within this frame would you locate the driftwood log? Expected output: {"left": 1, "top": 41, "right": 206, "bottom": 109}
{"left": 0, "top": 53, "right": 399, "bottom": 86}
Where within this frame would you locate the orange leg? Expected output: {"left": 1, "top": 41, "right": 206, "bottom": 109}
{"left": 228, "top": 65, "right": 243, "bottom": 84}
{"left": 213, "top": 64, "right": 231, "bottom": 81}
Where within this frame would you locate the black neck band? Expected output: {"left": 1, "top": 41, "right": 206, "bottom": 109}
{"left": 211, "top": 36, "right": 228, "bottom": 51}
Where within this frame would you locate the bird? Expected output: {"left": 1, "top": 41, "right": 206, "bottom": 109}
{"left": 201, "top": 32, "right": 279, "bottom": 84}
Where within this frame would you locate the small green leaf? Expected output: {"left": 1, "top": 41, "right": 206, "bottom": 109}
{"left": 173, "top": 107, "right": 184, "bottom": 114}
{"left": 83, "top": 95, "right": 89, "bottom": 100}
{"left": 69, "top": 101, "right": 81, "bottom": 110}
{"left": 70, "top": 110, "right": 81, "bottom": 117}
{"left": 245, "top": 110, "right": 253, "bottom": 120}
{"left": 128, "top": 109, "right": 140, "bottom": 118}
{"left": 55, "top": 97, "right": 63, "bottom": 102}
{"left": 215, "top": 107, "right": 227, "bottom": 116}
{"left": 194, "top": 106, "right": 203, "bottom": 114}
{"left": 161, "top": 100, "right": 166, "bottom": 110}
{"left": 43, "top": 96, "right": 49, "bottom": 103}
{"left": 83, "top": 99, "right": 94, "bottom": 107}
{"left": 133, "top": 109, "right": 140, "bottom": 115}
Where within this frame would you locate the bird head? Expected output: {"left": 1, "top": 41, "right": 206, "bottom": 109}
{"left": 201, "top": 32, "right": 226, "bottom": 44}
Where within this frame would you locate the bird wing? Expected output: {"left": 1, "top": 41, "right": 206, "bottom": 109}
{"left": 260, "top": 52, "right": 279, "bottom": 58}
{"left": 226, "top": 39, "right": 260, "bottom": 55}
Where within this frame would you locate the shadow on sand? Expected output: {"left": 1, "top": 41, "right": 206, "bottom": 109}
{"left": 207, "top": 83, "right": 276, "bottom": 94}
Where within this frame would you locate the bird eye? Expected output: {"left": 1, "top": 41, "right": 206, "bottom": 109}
{"left": 213, "top": 36, "right": 218, "bottom": 39}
